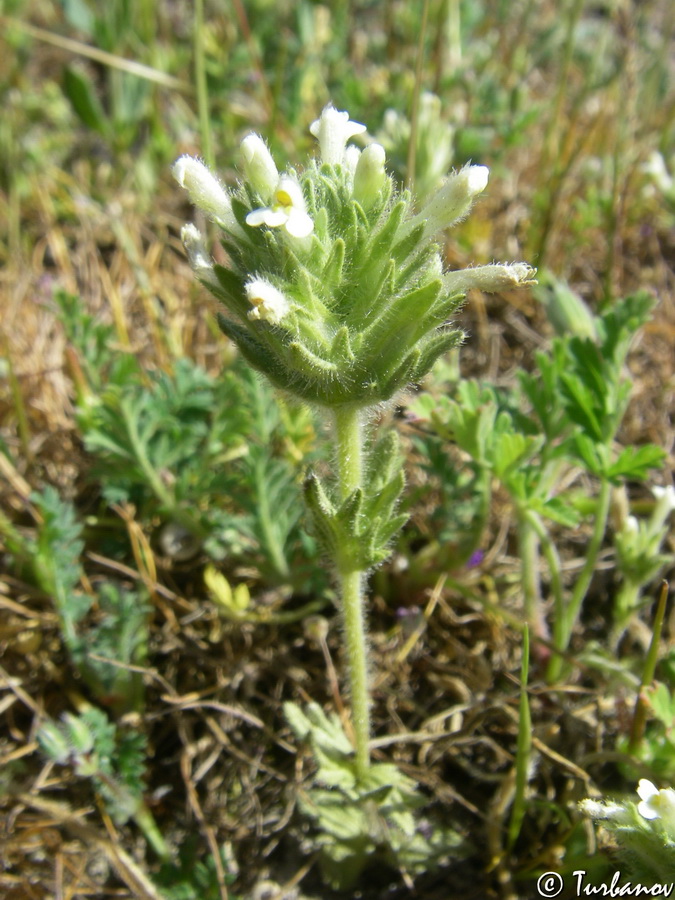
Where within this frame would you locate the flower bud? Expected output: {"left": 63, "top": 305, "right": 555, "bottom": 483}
{"left": 353, "top": 143, "right": 387, "bottom": 210}
{"left": 245, "top": 278, "right": 291, "bottom": 325}
{"left": 240, "top": 133, "right": 279, "bottom": 201}
{"left": 309, "top": 104, "right": 366, "bottom": 166}
{"left": 180, "top": 224, "right": 219, "bottom": 288}
{"left": 172, "top": 155, "right": 244, "bottom": 236}
{"left": 413, "top": 164, "right": 489, "bottom": 237}
{"left": 38, "top": 720, "right": 72, "bottom": 763}
{"left": 443, "top": 262, "right": 536, "bottom": 295}
{"left": 533, "top": 271, "right": 597, "bottom": 340}
{"left": 63, "top": 712, "right": 95, "bottom": 755}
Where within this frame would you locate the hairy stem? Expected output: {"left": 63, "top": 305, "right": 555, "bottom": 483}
{"left": 333, "top": 406, "right": 370, "bottom": 778}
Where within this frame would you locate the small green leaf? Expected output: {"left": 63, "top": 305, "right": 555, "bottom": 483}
{"left": 63, "top": 65, "right": 109, "bottom": 136}
{"left": 606, "top": 444, "right": 666, "bottom": 482}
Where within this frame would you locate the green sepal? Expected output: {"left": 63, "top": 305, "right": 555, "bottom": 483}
{"left": 366, "top": 469, "right": 405, "bottom": 522}
{"left": 289, "top": 340, "right": 339, "bottom": 378}
{"left": 361, "top": 278, "right": 443, "bottom": 358}
{"left": 395, "top": 242, "right": 438, "bottom": 291}
{"left": 358, "top": 200, "right": 406, "bottom": 269}
{"left": 391, "top": 221, "right": 426, "bottom": 263}
{"left": 217, "top": 314, "right": 294, "bottom": 393}
{"left": 330, "top": 326, "right": 355, "bottom": 363}
{"left": 411, "top": 329, "right": 464, "bottom": 383}
{"left": 213, "top": 265, "right": 248, "bottom": 317}
{"left": 322, "top": 238, "right": 346, "bottom": 284}
{"left": 379, "top": 349, "right": 421, "bottom": 400}
{"left": 368, "top": 430, "right": 402, "bottom": 485}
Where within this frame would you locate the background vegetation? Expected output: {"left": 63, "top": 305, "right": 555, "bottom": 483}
{"left": 0, "top": 0, "right": 673, "bottom": 897}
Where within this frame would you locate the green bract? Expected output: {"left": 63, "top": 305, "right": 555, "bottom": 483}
{"left": 174, "top": 104, "right": 534, "bottom": 411}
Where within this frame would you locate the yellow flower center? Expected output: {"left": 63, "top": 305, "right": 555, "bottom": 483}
{"left": 275, "top": 187, "right": 293, "bottom": 208}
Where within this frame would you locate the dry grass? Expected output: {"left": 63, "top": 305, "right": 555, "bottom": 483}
{"left": 1, "top": 1, "right": 674, "bottom": 898}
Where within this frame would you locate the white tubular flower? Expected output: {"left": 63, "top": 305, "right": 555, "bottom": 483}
{"left": 173, "top": 155, "right": 243, "bottom": 235}
{"left": 310, "top": 104, "right": 366, "bottom": 166}
{"left": 637, "top": 780, "right": 675, "bottom": 823}
{"left": 413, "top": 164, "right": 489, "bottom": 238}
{"left": 647, "top": 485, "right": 675, "bottom": 539}
{"left": 245, "top": 278, "right": 291, "bottom": 325}
{"left": 240, "top": 133, "right": 279, "bottom": 201}
{"left": 443, "top": 262, "right": 536, "bottom": 295}
{"left": 652, "top": 485, "right": 675, "bottom": 516}
{"left": 180, "top": 224, "right": 219, "bottom": 288}
{"left": 245, "top": 174, "right": 314, "bottom": 239}
{"left": 353, "top": 143, "right": 387, "bottom": 209}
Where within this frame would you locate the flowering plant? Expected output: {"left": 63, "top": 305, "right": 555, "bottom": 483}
{"left": 580, "top": 780, "right": 675, "bottom": 884}
{"left": 174, "top": 104, "right": 533, "bottom": 881}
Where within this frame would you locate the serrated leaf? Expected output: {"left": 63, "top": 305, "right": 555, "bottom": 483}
{"left": 491, "top": 430, "right": 542, "bottom": 478}
{"left": 530, "top": 496, "right": 580, "bottom": 528}
{"left": 606, "top": 444, "right": 666, "bottom": 482}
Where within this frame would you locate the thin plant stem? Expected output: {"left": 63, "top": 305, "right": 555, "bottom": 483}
{"left": 517, "top": 510, "right": 541, "bottom": 631}
{"left": 194, "top": 0, "right": 213, "bottom": 169}
{"left": 628, "top": 581, "right": 669, "bottom": 755}
{"left": 406, "top": 0, "right": 430, "bottom": 192}
{"left": 525, "top": 509, "right": 565, "bottom": 630}
{"left": 508, "top": 625, "right": 531, "bottom": 851}
{"left": 333, "top": 406, "right": 370, "bottom": 779}
{"left": 547, "top": 477, "right": 612, "bottom": 682}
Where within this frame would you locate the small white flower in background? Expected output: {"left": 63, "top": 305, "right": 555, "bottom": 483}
{"left": 172, "top": 155, "right": 243, "bottom": 236}
{"left": 240, "top": 134, "right": 279, "bottom": 201}
{"left": 622, "top": 514, "right": 640, "bottom": 535}
{"left": 245, "top": 174, "right": 314, "bottom": 239}
{"left": 636, "top": 779, "right": 675, "bottom": 822}
{"left": 652, "top": 485, "right": 675, "bottom": 518}
{"left": 180, "top": 224, "right": 218, "bottom": 288}
{"left": 245, "top": 278, "right": 291, "bottom": 325}
{"left": 412, "top": 164, "right": 489, "bottom": 238}
{"left": 310, "top": 104, "right": 366, "bottom": 166}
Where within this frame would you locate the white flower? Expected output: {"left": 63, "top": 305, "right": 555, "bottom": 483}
{"left": 353, "top": 143, "right": 387, "bottom": 209}
{"left": 623, "top": 515, "right": 640, "bottom": 535}
{"left": 245, "top": 278, "right": 291, "bottom": 325}
{"left": 240, "top": 134, "right": 279, "bottom": 201}
{"left": 180, "top": 224, "right": 219, "bottom": 288}
{"left": 173, "top": 156, "right": 243, "bottom": 235}
{"left": 652, "top": 485, "right": 675, "bottom": 515}
{"left": 443, "top": 262, "right": 536, "bottom": 295}
{"left": 636, "top": 779, "right": 675, "bottom": 821}
{"left": 310, "top": 104, "right": 366, "bottom": 166}
{"left": 245, "top": 175, "right": 314, "bottom": 239}
{"left": 412, "top": 164, "right": 489, "bottom": 238}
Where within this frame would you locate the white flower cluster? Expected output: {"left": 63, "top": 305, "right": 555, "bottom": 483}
{"left": 173, "top": 104, "right": 533, "bottom": 327}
